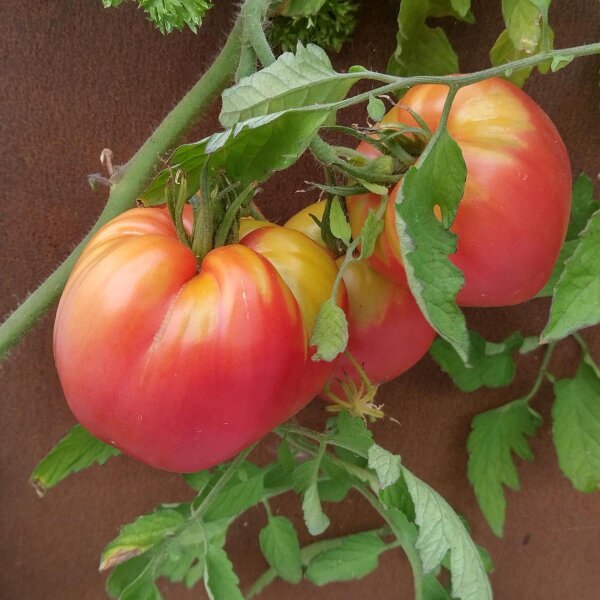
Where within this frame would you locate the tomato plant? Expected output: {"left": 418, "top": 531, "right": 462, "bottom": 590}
{"left": 54, "top": 206, "right": 344, "bottom": 472}
{"left": 2, "top": 1, "right": 600, "bottom": 600}
{"left": 348, "top": 78, "right": 572, "bottom": 306}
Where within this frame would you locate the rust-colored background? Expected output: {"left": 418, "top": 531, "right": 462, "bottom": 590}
{"left": 2, "top": 1, "right": 599, "bottom": 598}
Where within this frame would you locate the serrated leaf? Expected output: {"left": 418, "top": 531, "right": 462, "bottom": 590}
{"left": 379, "top": 474, "right": 416, "bottom": 522}
{"left": 537, "top": 239, "right": 579, "bottom": 298}
{"left": 367, "top": 96, "right": 386, "bottom": 122}
{"left": 396, "top": 128, "right": 469, "bottom": 362}
{"left": 489, "top": 29, "right": 533, "bottom": 87}
{"left": 329, "top": 197, "right": 351, "bottom": 244}
{"left": 304, "top": 531, "right": 387, "bottom": 585}
{"left": 106, "top": 555, "right": 154, "bottom": 599}
{"left": 328, "top": 410, "right": 374, "bottom": 457}
{"left": 142, "top": 109, "right": 330, "bottom": 205}
{"left": 279, "top": 0, "right": 327, "bottom": 16}
{"left": 204, "top": 472, "right": 265, "bottom": 521}
{"left": 430, "top": 331, "right": 522, "bottom": 392}
{"left": 30, "top": 425, "right": 119, "bottom": 495}
{"left": 542, "top": 207, "right": 600, "bottom": 342}
{"left": 467, "top": 399, "right": 541, "bottom": 536}
{"left": 220, "top": 43, "right": 358, "bottom": 128}
{"left": 502, "top": 0, "right": 542, "bottom": 52}
{"left": 567, "top": 174, "right": 599, "bottom": 241}
{"left": 204, "top": 545, "right": 243, "bottom": 600}
{"left": 403, "top": 468, "right": 492, "bottom": 600}
{"left": 368, "top": 444, "right": 401, "bottom": 489}
{"left": 259, "top": 516, "right": 302, "bottom": 583}
{"left": 310, "top": 298, "right": 349, "bottom": 361}
{"left": 538, "top": 172, "right": 598, "bottom": 298}
{"left": 388, "top": 0, "right": 459, "bottom": 77}
{"left": 553, "top": 362, "right": 600, "bottom": 492}
{"left": 104, "top": 0, "right": 213, "bottom": 34}
{"left": 101, "top": 509, "right": 185, "bottom": 571}
{"left": 359, "top": 208, "right": 385, "bottom": 260}
{"left": 302, "top": 482, "right": 331, "bottom": 535}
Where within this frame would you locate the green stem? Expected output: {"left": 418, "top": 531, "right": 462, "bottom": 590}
{"left": 0, "top": 12, "right": 245, "bottom": 361}
{"left": 522, "top": 341, "right": 557, "bottom": 403}
{"left": 353, "top": 485, "right": 425, "bottom": 600}
{"left": 192, "top": 444, "right": 256, "bottom": 518}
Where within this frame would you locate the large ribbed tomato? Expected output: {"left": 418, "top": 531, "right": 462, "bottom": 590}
{"left": 284, "top": 203, "right": 435, "bottom": 386}
{"left": 54, "top": 207, "right": 344, "bottom": 472}
{"left": 348, "top": 78, "right": 571, "bottom": 307}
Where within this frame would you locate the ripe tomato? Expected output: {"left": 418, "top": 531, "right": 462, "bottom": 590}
{"left": 54, "top": 207, "right": 345, "bottom": 472}
{"left": 348, "top": 78, "right": 571, "bottom": 307}
{"left": 284, "top": 203, "right": 435, "bottom": 387}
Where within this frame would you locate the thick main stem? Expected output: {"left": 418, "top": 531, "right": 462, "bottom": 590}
{"left": 0, "top": 15, "right": 244, "bottom": 360}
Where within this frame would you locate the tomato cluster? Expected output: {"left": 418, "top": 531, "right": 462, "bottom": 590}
{"left": 54, "top": 78, "right": 571, "bottom": 472}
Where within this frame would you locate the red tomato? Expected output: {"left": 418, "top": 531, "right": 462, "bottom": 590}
{"left": 348, "top": 78, "right": 571, "bottom": 307}
{"left": 283, "top": 203, "right": 435, "bottom": 386}
{"left": 54, "top": 207, "right": 344, "bottom": 472}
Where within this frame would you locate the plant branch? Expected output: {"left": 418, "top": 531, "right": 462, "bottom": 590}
{"left": 353, "top": 484, "right": 425, "bottom": 600}
{"left": 0, "top": 10, "right": 246, "bottom": 361}
{"left": 245, "top": 526, "right": 393, "bottom": 598}
{"left": 522, "top": 341, "right": 556, "bottom": 404}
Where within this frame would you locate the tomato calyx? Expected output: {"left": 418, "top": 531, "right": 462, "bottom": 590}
{"left": 322, "top": 351, "right": 384, "bottom": 421}
{"left": 165, "top": 169, "right": 261, "bottom": 265}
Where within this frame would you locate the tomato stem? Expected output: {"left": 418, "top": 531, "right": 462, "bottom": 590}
{"left": 0, "top": 7, "right": 248, "bottom": 361}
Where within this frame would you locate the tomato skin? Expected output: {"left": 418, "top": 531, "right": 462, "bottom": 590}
{"left": 54, "top": 208, "right": 343, "bottom": 472}
{"left": 284, "top": 203, "right": 435, "bottom": 386}
{"left": 349, "top": 78, "right": 572, "bottom": 307}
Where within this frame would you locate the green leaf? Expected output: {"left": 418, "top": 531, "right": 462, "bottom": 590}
{"left": 220, "top": 43, "right": 358, "bottom": 128}
{"left": 388, "top": 0, "right": 460, "bottom": 77}
{"left": 280, "top": 0, "right": 326, "bottom": 15}
{"left": 329, "top": 197, "right": 351, "bottom": 245}
{"left": 430, "top": 331, "right": 523, "bottom": 392}
{"left": 542, "top": 207, "right": 600, "bottom": 342}
{"left": 30, "top": 425, "right": 119, "bottom": 495}
{"left": 204, "top": 544, "right": 243, "bottom": 600}
{"left": 302, "top": 482, "right": 331, "bottom": 535}
{"left": 502, "top": 0, "right": 542, "bottom": 52}
{"left": 305, "top": 531, "right": 387, "bottom": 585}
{"left": 269, "top": 0, "right": 359, "bottom": 53}
{"left": 537, "top": 239, "right": 579, "bottom": 298}
{"left": 403, "top": 468, "right": 492, "bottom": 600}
{"left": 358, "top": 208, "right": 385, "bottom": 260}
{"left": 379, "top": 474, "right": 416, "bottom": 522}
{"left": 107, "top": 555, "right": 156, "bottom": 599}
{"left": 204, "top": 472, "right": 265, "bottom": 521}
{"left": 551, "top": 53, "right": 574, "bottom": 72}
{"left": 567, "top": 174, "right": 599, "bottom": 241}
{"left": 422, "top": 575, "right": 453, "bottom": 599}
{"left": 183, "top": 471, "right": 211, "bottom": 492}
{"left": 467, "top": 399, "right": 541, "bottom": 536}
{"left": 396, "top": 128, "right": 469, "bottom": 362}
{"left": 310, "top": 298, "right": 349, "bottom": 361}
{"left": 103, "top": 0, "right": 213, "bottom": 34}
{"left": 489, "top": 29, "right": 533, "bottom": 87}
{"left": 428, "top": 0, "right": 473, "bottom": 20}
{"left": 259, "top": 516, "right": 302, "bottom": 583}
{"left": 538, "top": 175, "right": 600, "bottom": 298}
{"left": 491, "top": 0, "right": 555, "bottom": 87}
{"left": 101, "top": 508, "right": 185, "bottom": 571}
{"left": 294, "top": 459, "right": 330, "bottom": 535}
{"left": 328, "top": 410, "right": 374, "bottom": 457}
{"left": 368, "top": 443, "right": 401, "bottom": 489}
{"left": 367, "top": 96, "right": 386, "bottom": 122}
{"left": 142, "top": 108, "right": 330, "bottom": 205}
{"left": 553, "top": 362, "right": 600, "bottom": 492}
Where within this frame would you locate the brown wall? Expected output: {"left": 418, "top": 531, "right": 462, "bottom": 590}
{"left": 1, "top": 1, "right": 599, "bottom": 598}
